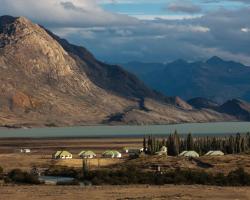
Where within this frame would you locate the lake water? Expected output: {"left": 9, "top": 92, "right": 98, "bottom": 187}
{"left": 39, "top": 176, "right": 75, "bottom": 184}
{"left": 0, "top": 122, "right": 249, "bottom": 138}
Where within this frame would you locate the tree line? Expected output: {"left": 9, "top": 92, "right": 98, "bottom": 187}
{"left": 143, "top": 131, "right": 250, "bottom": 156}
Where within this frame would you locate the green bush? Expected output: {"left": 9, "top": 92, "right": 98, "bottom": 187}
{"left": 82, "top": 167, "right": 250, "bottom": 186}
{"left": 56, "top": 179, "right": 80, "bottom": 185}
{"left": 0, "top": 166, "right": 3, "bottom": 180}
{"left": 45, "top": 166, "right": 80, "bottom": 178}
{"left": 8, "top": 169, "right": 40, "bottom": 184}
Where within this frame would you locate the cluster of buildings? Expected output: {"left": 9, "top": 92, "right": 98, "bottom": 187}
{"left": 19, "top": 147, "right": 225, "bottom": 160}
{"left": 52, "top": 150, "right": 123, "bottom": 159}
{"left": 179, "top": 150, "right": 224, "bottom": 158}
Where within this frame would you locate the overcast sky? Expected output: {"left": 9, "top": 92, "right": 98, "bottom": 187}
{"left": 0, "top": 0, "right": 250, "bottom": 64}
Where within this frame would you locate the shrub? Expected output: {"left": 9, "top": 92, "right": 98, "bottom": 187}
{"left": 0, "top": 166, "right": 3, "bottom": 180}
{"left": 45, "top": 166, "right": 80, "bottom": 178}
{"left": 56, "top": 179, "right": 80, "bottom": 185}
{"left": 82, "top": 167, "right": 250, "bottom": 186}
{"left": 8, "top": 169, "right": 40, "bottom": 184}
{"left": 227, "top": 168, "right": 250, "bottom": 186}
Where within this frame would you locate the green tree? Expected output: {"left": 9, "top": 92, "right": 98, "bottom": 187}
{"left": 186, "top": 133, "right": 194, "bottom": 150}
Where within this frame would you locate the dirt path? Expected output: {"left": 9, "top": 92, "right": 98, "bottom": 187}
{"left": 0, "top": 185, "right": 249, "bottom": 200}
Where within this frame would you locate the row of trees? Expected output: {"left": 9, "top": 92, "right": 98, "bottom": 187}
{"left": 143, "top": 131, "right": 250, "bottom": 156}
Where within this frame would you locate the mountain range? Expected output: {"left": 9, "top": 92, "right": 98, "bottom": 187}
{"left": 0, "top": 15, "right": 248, "bottom": 127}
{"left": 123, "top": 57, "right": 250, "bottom": 103}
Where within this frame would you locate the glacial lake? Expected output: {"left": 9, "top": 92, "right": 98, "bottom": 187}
{"left": 0, "top": 122, "right": 249, "bottom": 138}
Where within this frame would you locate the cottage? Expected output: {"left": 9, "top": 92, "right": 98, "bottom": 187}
{"left": 20, "top": 148, "right": 31, "bottom": 153}
{"left": 123, "top": 147, "right": 143, "bottom": 154}
{"left": 205, "top": 150, "right": 224, "bottom": 156}
{"left": 102, "top": 150, "right": 122, "bottom": 158}
{"left": 79, "top": 151, "right": 96, "bottom": 159}
{"left": 52, "top": 151, "right": 72, "bottom": 159}
{"left": 155, "top": 146, "right": 168, "bottom": 156}
{"left": 179, "top": 151, "right": 199, "bottom": 158}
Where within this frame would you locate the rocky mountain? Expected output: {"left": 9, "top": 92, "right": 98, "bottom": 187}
{"left": 218, "top": 99, "right": 250, "bottom": 121}
{"left": 189, "top": 97, "right": 250, "bottom": 121}
{"left": 0, "top": 16, "right": 236, "bottom": 127}
{"left": 123, "top": 57, "right": 250, "bottom": 103}
{"left": 188, "top": 97, "right": 219, "bottom": 110}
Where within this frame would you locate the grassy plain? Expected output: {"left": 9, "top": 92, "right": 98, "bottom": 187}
{"left": 1, "top": 137, "right": 250, "bottom": 200}
{"left": 0, "top": 185, "right": 249, "bottom": 200}
{"left": 0, "top": 137, "right": 250, "bottom": 174}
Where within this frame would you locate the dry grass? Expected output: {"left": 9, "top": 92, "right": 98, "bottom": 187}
{"left": 0, "top": 185, "right": 249, "bottom": 200}
{"left": 121, "top": 154, "right": 250, "bottom": 174}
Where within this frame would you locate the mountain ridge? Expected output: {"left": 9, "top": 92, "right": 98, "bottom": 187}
{"left": 0, "top": 16, "right": 239, "bottom": 127}
{"left": 123, "top": 57, "right": 250, "bottom": 103}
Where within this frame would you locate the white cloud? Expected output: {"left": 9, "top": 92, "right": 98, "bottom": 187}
{"left": 131, "top": 14, "right": 203, "bottom": 20}
{"left": 0, "top": 0, "right": 138, "bottom": 27}
{"left": 167, "top": 0, "right": 202, "bottom": 14}
{"left": 241, "top": 27, "right": 250, "bottom": 32}
{"left": 0, "top": 0, "right": 249, "bottom": 65}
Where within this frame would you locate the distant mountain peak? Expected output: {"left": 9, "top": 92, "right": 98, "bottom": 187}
{"left": 206, "top": 56, "right": 224, "bottom": 64}
{"left": 188, "top": 97, "right": 219, "bottom": 110}
{"left": 172, "top": 59, "right": 188, "bottom": 65}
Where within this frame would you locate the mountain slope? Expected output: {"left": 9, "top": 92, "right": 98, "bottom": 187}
{"left": 0, "top": 16, "right": 235, "bottom": 127}
{"left": 188, "top": 97, "right": 219, "bottom": 110}
{"left": 123, "top": 57, "right": 250, "bottom": 103}
{"left": 188, "top": 97, "right": 250, "bottom": 121}
{"left": 218, "top": 99, "right": 250, "bottom": 121}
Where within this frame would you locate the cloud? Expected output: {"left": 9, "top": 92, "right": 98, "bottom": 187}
{"left": 241, "top": 27, "right": 250, "bottom": 32}
{"left": 0, "top": 0, "right": 249, "bottom": 65}
{"left": 0, "top": 0, "right": 138, "bottom": 27}
{"left": 167, "top": 1, "right": 202, "bottom": 14}
{"left": 54, "top": 7, "right": 250, "bottom": 65}
{"left": 204, "top": 0, "right": 250, "bottom": 4}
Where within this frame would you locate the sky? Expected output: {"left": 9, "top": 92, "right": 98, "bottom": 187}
{"left": 0, "top": 0, "right": 250, "bottom": 64}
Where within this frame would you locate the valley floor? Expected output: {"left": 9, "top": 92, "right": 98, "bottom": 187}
{"left": 0, "top": 137, "right": 250, "bottom": 173}
{"left": 0, "top": 185, "right": 249, "bottom": 200}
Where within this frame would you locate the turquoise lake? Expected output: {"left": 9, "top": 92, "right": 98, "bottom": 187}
{"left": 0, "top": 122, "right": 249, "bottom": 138}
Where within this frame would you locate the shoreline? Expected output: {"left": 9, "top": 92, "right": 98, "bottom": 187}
{"left": 0, "top": 120, "right": 243, "bottom": 130}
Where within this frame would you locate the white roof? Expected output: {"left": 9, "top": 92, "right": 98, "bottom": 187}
{"left": 205, "top": 151, "right": 224, "bottom": 156}
{"left": 179, "top": 151, "right": 199, "bottom": 157}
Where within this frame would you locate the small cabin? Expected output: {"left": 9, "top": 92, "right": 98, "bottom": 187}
{"left": 20, "top": 148, "right": 31, "bottom": 153}
{"left": 205, "top": 150, "right": 224, "bottom": 156}
{"left": 179, "top": 151, "right": 199, "bottom": 158}
{"left": 79, "top": 151, "right": 96, "bottom": 159}
{"left": 52, "top": 151, "right": 72, "bottom": 159}
{"left": 102, "top": 150, "right": 122, "bottom": 158}
{"left": 155, "top": 146, "right": 168, "bottom": 156}
{"left": 123, "top": 147, "right": 144, "bottom": 154}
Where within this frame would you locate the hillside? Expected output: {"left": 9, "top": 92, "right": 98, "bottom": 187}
{"left": 189, "top": 98, "right": 250, "bottom": 121}
{"left": 123, "top": 57, "right": 250, "bottom": 103}
{"left": 0, "top": 16, "right": 235, "bottom": 127}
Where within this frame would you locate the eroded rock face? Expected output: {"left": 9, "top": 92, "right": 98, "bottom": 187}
{"left": 11, "top": 91, "right": 32, "bottom": 109}
{"left": 0, "top": 16, "right": 237, "bottom": 127}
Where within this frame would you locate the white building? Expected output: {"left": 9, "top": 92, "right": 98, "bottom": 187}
{"left": 20, "top": 148, "right": 31, "bottom": 153}
{"left": 79, "top": 151, "right": 96, "bottom": 159}
{"left": 179, "top": 151, "right": 199, "bottom": 158}
{"left": 205, "top": 151, "right": 224, "bottom": 156}
{"left": 102, "top": 150, "right": 122, "bottom": 158}
{"left": 52, "top": 151, "right": 73, "bottom": 159}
